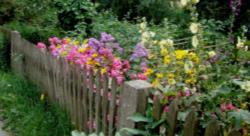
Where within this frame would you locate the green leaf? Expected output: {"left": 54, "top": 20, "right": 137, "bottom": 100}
{"left": 228, "top": 109, "right": 250, "bottom": 130}
{"left": 127, "top": 113, "right": 153, "bottom": 123}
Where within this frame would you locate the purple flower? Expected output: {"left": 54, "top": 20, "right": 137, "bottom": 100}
{"left": 88, "top": 38, "right": 102, "bottom": 50}
{"left": 100, "top": 32, "right": 115, "bottom": 42}
{"left": 130, "top": 43, "right": 149, "bottom": 61}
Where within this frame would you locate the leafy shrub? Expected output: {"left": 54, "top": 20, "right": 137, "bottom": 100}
{"left": 4, "top": 22, "right": 62, "bottom": 44}
{"left": 54, "top": 0, "right": 97, "bottom": 37}
{"left": 0, "top": 31, "right": 10, "bottom": 71}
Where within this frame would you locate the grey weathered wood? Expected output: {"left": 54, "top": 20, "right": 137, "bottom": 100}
{"left": 118, "top": 80, "right": 151, "bottom": 129}
{"left": 81, "top": 65, "right": 88, "bottom": 132}
{"left": 108, "top": 79, "right": 117, "bottom": 136}
{"left": 166, "top": 99, "right": 179, "bottom": 136}
{"left": 102, "top": 74, "right": 109, "bottom": 135}
{"left": 204, "top": 120, "right": 222, "bottom": 136}
{"left": 95, "top": 71, "right": 101, "bottom": 133}
{"left": 152, "top": 94, "right": 161, "bottom": 120}
{"left": 88, "top": 69, "right": 94, "bottom": 133}
{"left": 183, "top": 109, "right": 198, "bottom": 136}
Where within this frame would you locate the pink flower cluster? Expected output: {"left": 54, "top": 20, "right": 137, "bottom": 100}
{"left": 36, "top": 33, "right": 130, "bottom": 84}
{"left": 220, "top": 102, "right": 237, "bottom": 112}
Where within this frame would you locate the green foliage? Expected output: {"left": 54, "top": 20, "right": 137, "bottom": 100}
{"left": 4, "top": 22, "right": 62, "bottom": 44}
{"left": 0, "top": 71, "right": 72, "bottom": 136}
{"left": 0, "top": 31, "right": 10, "bottom": 71}
{"left": 54, "top": 0, "right": 97, "bottom": 37}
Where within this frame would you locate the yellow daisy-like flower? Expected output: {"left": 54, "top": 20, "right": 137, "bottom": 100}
{"left": 152, "top": 79, "right": 160, "bottom": 87}
{"left": 208, "top": 51, "right": 216, "bottom": 58}
{"left": 156, "top": 73, "right": 164, "bottom": 79}
{"left": 73, "top": 40, "right": 80, "bottom": 46}
{"left": 92, "top": 53, "right": 98, "bottom": 58}
{"left": 163, "top": 55, "right": 171, "bottom": 64}
{"left": 101, "top": 68, "right": 107, "bottom": 74}
{"left": 167, "top": 73, "right": 175, "bottom": 79}
{"left": 78, "top": 47, "right": 86, "bottom": 53}
{"left": 175, "top": 50, "right": 188, "bottom": 60}
{"left": 168, "top": 79, "right": 176, "bottom": 85}
{"left": 145, "top": 68, "right": 154, "bottom": 76}
{"left": 160, "top": 48, "right": 168, "bottom": 56}
{"left": 83, "top": 39, "right": 89, "bottom": 44}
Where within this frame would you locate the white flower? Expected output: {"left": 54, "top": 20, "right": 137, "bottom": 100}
{"left": 240, "top": 81, "right": 250, "bottom": 92}
{"left": 190, "top": 23, "right": 200, "bottom": 34}
{"left": 208, "top": 51, "right": 216, "bottom": 58}
{"left": 159, "top": 39, "right": 174, "bottom": 46}
{"left": 192, "top": 0, "right": 199, "bottom": 4}
{"left": 236, "top": 37, "right": 245, "bottom": 49}
{"left": 192, "top": 35, "right": 199, "bottom": 48}
{"left": 140, "top": 22, "right": 147, "bottom": 30}
{"left": 180, "top": 0, "right": 189, "bottom": 7}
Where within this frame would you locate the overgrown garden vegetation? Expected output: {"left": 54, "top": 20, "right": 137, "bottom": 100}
{"left": 0, "top": 0, "right": 250, "bottom": 135}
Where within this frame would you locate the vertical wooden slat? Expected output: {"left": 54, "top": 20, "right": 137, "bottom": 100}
{"left": 102, "top": 75, "right": 109, "bottom": 135}
{"left": 108, "top": 79, "right": 117, "bottom": 136}
{"left": 166, "top": 99, "right": 179, "bottom": 136}
{"left": 95, "top": 71, "right": 101, "bottom": 133}
{"left": 88, "top": 68, "right": 94, "bottom": 133}
{"left": 183, "top": 109, "right": 198, "bottom": 136}
{"left": 81, "top": 65, "right": 88, "bottom": 132}
{"left": 204, "top": 120, "right": 222, "bottom": 136}
{"left": 76, "top": 65, "right": 82, "bottom": 130}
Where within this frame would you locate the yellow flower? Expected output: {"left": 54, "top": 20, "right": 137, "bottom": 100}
{"left": 65, "top": 37, "right": 71, "bottom": 43}
{"left": 175, "top": 50, "right": 188, "bottom": 60}
{"left": 167, "top": 73, "right": 175, "bottom": 79}
{"left": 92, "top": 53, "right": 98, "bottom": 58}
{"left": 78, "top": 47, "right": 86, "bottom": 53}
{"left": 152, "top": 79, "right": 160, "bottom": 87}
{"left": 145, "top": 68, "right": 154, "bottom": 76}
{"left": 190, "top": 23, "right": 200, "bottom": 34}
{"left": 163, "top": 55, "right": 171, "bottom": 64}
{"left": 192, "top": 36, "right": 199, "bottom": 48}
{"left": 101, "top": 68, "right": 107, "bottom": 74}
{"left": 83, "top": 39, "right": 89, "bottom": 44}
{"left": 73, "top": 40, "right": 80, "bottom": 46}
{"left": 160, "top": 48, "right": 168, "bottom": 56}
{"left": 168, "top": 79, "right": 176, "bottom": 85}
{"left": 156, "top": 73, "right": 164, "bottom": 79}
{"left": 188, "top": 52, "right": 200, "bottom": 63}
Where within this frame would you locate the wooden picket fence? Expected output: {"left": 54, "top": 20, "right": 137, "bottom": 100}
{"left": 7, "top": 30, "right": 242, "bottom": 136}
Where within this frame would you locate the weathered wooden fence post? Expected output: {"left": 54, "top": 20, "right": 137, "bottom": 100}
{"left": 118, "top": 80, "right": 152, "bottom": 131}
{"left": 10, "top": 31, "right": 24, "bottom": 75}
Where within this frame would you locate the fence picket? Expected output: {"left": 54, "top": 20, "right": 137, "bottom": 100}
{"left": 183, "top": 109, "right": 198, "bottom": 136}
{"left": 102, "top": 75, "right": 109, "bottom": 135}
{"left": 166, "top": 99, "right": 179, "bottom": 136}
{"left": 108, "top": 79, "right": 117, "bottom": 136}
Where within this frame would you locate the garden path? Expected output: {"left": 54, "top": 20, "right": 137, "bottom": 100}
{"left": 0, "top": 121, "right": 10, "bottom": 136}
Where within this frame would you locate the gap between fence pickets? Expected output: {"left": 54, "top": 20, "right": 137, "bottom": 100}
{"left": 10, "top": 30, "right": 158, "bottom": 134}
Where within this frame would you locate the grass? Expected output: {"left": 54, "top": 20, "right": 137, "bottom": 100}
{"left": 0, "top": 71, "right": 72, "bottom": 136}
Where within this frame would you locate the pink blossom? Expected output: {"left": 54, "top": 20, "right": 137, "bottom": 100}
{"left": 116, "top": 76, "right": 124, "bottom": 85}
{"left": 36, "top": 42, "right": 46, "bottom": 49}
{"left": 227, "top": 102, "right": 235, "bottom": 110}
{"left": 137, "top": 73, "right": 147, "bottom": 80}
{"left": 111, "top": 70, "right": 120, "bottom": 77}
{"left": 185, "top": 90, "right": 191, "bottom": 97}
{"left": 130, "top": 74, "right": 137, "bottom": 79}
{"left": 163, "top": 106, "right": 169, "bottom": 113}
